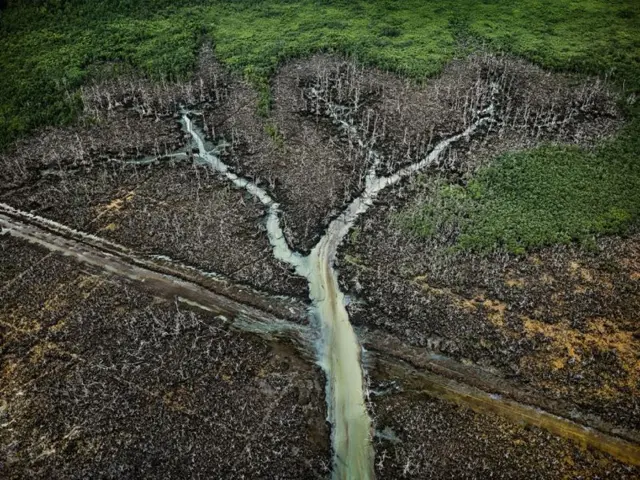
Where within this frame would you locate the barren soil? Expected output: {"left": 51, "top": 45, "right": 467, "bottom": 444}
{"left": 0, "top": 235, "right": 329, "bottom": 478}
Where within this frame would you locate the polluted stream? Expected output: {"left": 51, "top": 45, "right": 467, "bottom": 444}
{"left": 4, "top": 205, "right": 640, "bottom": 472}
{"left": 4, "top": 101, "right": 639, "bottom": 476}
{"left": 3, "top": 101, "right": 640, "bottom": 473}
{"left": 183, "top": 107, "right": 495, "bottom": 479}
{"left": 2, "top": 55, "right": 638, "bottom": 475}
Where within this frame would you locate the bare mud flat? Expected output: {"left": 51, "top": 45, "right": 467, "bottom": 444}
{"left": 1, "top": 48, "right": 639, "bottom": 478}
{"left": 0, "top": 235, "right": 330, "bottom": 479}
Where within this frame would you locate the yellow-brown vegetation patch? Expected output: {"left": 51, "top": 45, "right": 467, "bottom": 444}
{"left": 93, "top": 190, "right": 136, "bottom": 221}
{"left": 1, "top": 359, "right": 19, "bottom": 381}
{"left": 520, "top": 316, "right": 639, "bottom": 389}
{"left": 29, "top": 341, "right": 59, "bottom": 364}
{"left": 100, "top": 222, "right": 118, "bottom": 232}
{"left": 413, "top": 275, "right": 478, "bottom": 311}
{"left": 540, "top": 273, "right": 555, "bottom": 285}
{"left": 482, "top": 299, "right": 507, "bottom": 327}
{"left": 505, "top": 277, "right": 526, "bottom": 288}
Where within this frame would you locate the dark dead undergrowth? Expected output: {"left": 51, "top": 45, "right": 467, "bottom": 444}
{"left": 339, "top": 191, "right": 640, "bottom": 431}
{"left": 1, "top": 49, "right": 639, "bottom": 476}
{"left": 370, "top": 388, "right": 638, "bottom": 479}
{"left": 0, "top": 236, "right": 329, "bottom": 479}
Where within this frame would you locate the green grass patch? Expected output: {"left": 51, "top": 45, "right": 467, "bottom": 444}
{"left": 0, "top": 9, "right": 202, "bottom": 147}
{"left": 398, "top": 119, "right": 640, "bottom": 254}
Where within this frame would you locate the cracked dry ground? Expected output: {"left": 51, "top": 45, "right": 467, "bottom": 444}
{"left": 1, "top": 51, "right": 639, "bottom": 477}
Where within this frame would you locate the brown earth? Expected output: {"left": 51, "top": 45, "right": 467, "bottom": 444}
{"left": 0, "top": 235, "right": 330, "bottom": 479}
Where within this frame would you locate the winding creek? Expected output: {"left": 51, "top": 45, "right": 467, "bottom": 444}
{"left": 4, "top": 99, "right": 638, "bottom": 477}
{"left": 183, "top": 107, "right": 495, "bottom": 479}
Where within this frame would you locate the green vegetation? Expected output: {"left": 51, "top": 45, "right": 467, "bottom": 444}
{"left": 264, "top": 120, "right": 284, "bottom": 149}
{"left": 0, "top": 2, "right": 202, "bottom": 147}
{"left": 1, "top": 0, "right": 639, "bottom": 251}
{"left": 398, "top": 119, "right": 640, "bottom": 254}
{"left": 1, "top": 0, "right": 639, "bottom": 148}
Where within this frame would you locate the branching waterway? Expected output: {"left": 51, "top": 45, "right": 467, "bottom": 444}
{"left": 183, "top": 105, "right": 495, "bottom": 479}
{"left": 4, "top": 75, "right": 640, "bottom": 475}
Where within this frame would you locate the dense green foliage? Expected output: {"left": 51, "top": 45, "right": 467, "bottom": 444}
{"left": 399, "top": 119, "right": 640, "bottom": 254}
{"left": 1, "top": 0, "right": 639, "bottom": 251}
{"left": 1, "top": 0, "right": 639, "bottom": 148}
